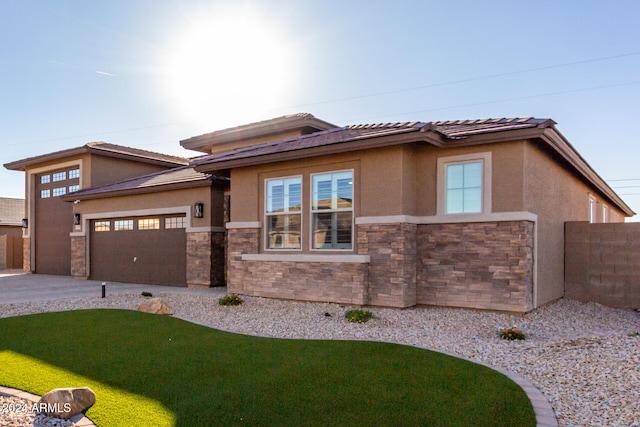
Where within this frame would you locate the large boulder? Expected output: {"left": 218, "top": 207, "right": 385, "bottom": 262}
{"left": 38, "top": 387, "right": 96, "bottom": 419}
{"left": 138, "top": 297, "right": 174, "bottom": 315}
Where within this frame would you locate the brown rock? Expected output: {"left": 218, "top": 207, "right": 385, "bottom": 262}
{"left": 38, "top": 387, "right": 96, "bottom": 419}
{"left": 138, "top": 297, "right": 174, "bottom": 315}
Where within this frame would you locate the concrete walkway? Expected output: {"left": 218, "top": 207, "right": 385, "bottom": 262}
{"left": 0, "top": 270, "right": 221, "bottom": 305}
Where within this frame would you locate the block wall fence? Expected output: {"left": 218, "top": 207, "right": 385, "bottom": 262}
{"left": 565, "top": 222, "right": 640, "bottom": 308}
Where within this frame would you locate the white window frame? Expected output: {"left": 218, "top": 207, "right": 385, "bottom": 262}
{"left": 589, "top": 195, "right": 597, "bottom": 223}
{"left": 310, "top": 169, "right": 354, "bottom": 251}
{"left": 437, "top": 152, "right": 492, "bottom": 216}
{"left": 264, "top": 175, "right": 303, "bottom": 251}
{"left": 52, "top": 171, "right": 66, "bottom": 182}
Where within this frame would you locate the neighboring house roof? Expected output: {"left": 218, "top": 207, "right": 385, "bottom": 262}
{"left": 180, "top": 113, "right": 339, "bottom": 153}
{"left": 61, "top": 166, "right": 228, "bottom": 201}
{"left": 192, "top": 116, "right": 634, "bottom": 217}
{"left": 4, "top": 142, "right": 189, "bottom": 171}
{"left": 0, "top": 197, "right": 25, "bottom": 226}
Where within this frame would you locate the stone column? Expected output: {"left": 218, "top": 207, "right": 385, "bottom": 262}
{"left": 357, "top": 222, "right": 417, "bottom": 308}
{"left": 70, "top": 236, "right": 87, "bottom": 278}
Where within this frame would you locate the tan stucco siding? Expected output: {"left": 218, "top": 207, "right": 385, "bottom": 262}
{"left": 89, "top": 156, "right": 171, "bottom": 188}
{"left": 72, "top": 186, "right": 221, "bottom": 229}
{"left": 413, "top": 141, "right": 526, "bottom": 216}
{"left": 522, "top": 140, "right": 624, "bottom": 306}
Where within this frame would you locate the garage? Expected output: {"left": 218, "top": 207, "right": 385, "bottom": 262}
{"left": 90, "top": 214, "right": 187, "bottom": 286}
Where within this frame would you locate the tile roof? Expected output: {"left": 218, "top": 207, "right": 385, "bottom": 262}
{"left": 191, "top": 117, "right": 553, "bottom": 166}
{"left": 0, "top": 198, "right": 24, "bottom": 225}
{"left": 63, "top": 166, "right": 226, "bottom": 200}
{"left": 4, "top": 142, "right": 189, "bottom": 171}
{"left": 85, "top": 142, "right": 189, "bottom": 165}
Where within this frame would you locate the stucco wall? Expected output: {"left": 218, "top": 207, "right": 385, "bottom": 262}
{"left": 523, "top": 141, "right": 626, "bottom": 306}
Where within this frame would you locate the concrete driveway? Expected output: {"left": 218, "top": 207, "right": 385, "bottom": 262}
{"left": 0, "top": 270, "right": 223, "bottom": 304}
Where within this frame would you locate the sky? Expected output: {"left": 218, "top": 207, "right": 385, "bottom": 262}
{"left": 2, "top": 0, "right": 639, "bottom": 220}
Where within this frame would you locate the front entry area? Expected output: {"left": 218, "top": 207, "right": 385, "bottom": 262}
{"left": 89, "top": 215, "right": 187, "bottom": 286}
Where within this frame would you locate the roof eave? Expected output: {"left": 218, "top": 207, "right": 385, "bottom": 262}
{"left": 61, "top": 179, "right": 216, "bottom": 202}
{"left": 538, "top": 128, "right": 635, "bottom": 217}
{"left": 194, "top": 129, "right": 441, "bottom": 173}
{"left": 4, "top": 147, "right": 89, "bottom": 171}
{"left": 180, "top": 115, "right": 339, "bottom": 152}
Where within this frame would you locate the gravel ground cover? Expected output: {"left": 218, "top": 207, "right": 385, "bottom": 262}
{"left": 1, "top": 292, "right": 639, "bottom": 427}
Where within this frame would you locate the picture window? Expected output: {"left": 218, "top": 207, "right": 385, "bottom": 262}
{"left": 40, "top": 189, "right": 50, "bottom": 198}
{"left": 40, "top": 175, "right": 50, "bottom": 184}
{"left": 52, "top": 172, "right": 66, "bottom": 182}
{"left": 68, "top": 169, "right": 80, "bottom": 179}
{"left": 52, "top": 187, "right": 67, "bottom": 197}
{"left": 68, "top": 185, "right": 80, "bottom": 193}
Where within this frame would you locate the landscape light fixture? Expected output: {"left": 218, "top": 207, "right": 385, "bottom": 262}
{"left": 194, "top": 202, "right": 204, "bottom": 218}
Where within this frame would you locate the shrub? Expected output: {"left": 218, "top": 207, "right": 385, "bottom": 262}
{"left": 500, "top": 327, "right": 526, "bottom": 341}
{"left": 345, "top": 309, "right": 373, "bottom": 323}
{"left": 141, "top": 291, "right": 153, "bottom": 297}
{"left": 218, "top": 294, "right": 244, "bottom": 306}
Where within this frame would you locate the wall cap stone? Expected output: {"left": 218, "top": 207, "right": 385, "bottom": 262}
{"left": 241, "top": 253, "right": 370, "bottom": 263}
{"left": 226, "top": 221, "right": 262, "bottom": 229}
{"left": 356, "top": 211, "right": 538, "bottom": 225}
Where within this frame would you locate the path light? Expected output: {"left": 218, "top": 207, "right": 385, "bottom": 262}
{"left": 101, "top": 282, "right": 106, "bottom": 298}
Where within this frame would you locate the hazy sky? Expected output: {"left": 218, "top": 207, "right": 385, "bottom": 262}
{"left": 2, "top": 1, "right": 639, "bottom": 219}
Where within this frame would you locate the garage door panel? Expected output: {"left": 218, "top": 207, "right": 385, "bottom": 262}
{"left": 90, "top": 216, "right": 187, "bottom": 286}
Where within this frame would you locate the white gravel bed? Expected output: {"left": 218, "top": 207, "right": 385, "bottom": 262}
{"left": 2, "top": 293, "right": 639, "bottom": 427}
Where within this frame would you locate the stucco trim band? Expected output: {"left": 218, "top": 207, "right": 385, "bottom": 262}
{"left": 241, "top": 254, "right": 370, "bottom": 263}
{"left": 226, "top": 221, "right": 262, "bottom": 229}
{"left": 355, "top": 211, "right": 538, "bottom": 225}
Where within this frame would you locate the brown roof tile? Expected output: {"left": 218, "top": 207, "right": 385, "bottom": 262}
{"left": 63, "top": 166, "right": 226, "bottom": 200}
{"left": 191, "top": 117, "right": 553, "bottom": 166}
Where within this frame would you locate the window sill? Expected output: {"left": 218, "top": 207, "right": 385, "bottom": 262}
{"left": 241, "top": 254, "right": 370, "bottom": 263}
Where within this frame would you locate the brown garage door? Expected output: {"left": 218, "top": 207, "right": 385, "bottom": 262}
{"left": 90, "top": 215, "right": 187, "bottom": 286}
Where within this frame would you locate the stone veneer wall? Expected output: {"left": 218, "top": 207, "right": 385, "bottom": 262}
{"left": 186, "top": 231, "right": 226, "bottom": 287}
{"left": 357, "top": 223, "right": 417, "bottom": 307}
{"left": 226, "top": 227, "right": 368, "bottom": 305}
{"left": 70, "top": 236, "right": 87, "bottom": 278}
{"left": 416, "top": 221, "right": 534, "bottom": 312}
{"left": 23, "top": 237, "right": 31, "bottom": 273}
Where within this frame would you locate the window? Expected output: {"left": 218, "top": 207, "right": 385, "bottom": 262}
{"left": 68, "top": 185, "right": 80, "bottom": 193}
{"left": 165, "top": 217, "right": 186, "bottom": 229}
{"left": 114, "top": 220, "right": 134, "bottom": 231}
{"left": 94, "top": 221, "right": 110, "bottom": 232}
{"left": 602, "top": 205, "right": 608, "bottom": 223}
{"left": 265, "top": 177, "right": 302, "bottom": 249}
{"left": 52, "top": 187, "right": 66, "bottom": 197}
{"left": 40, "top": 189, "right": 50, "bottom": 198}
{"left": 138, "top": 218, "right": 160, "bottom": 230}
{"left": 437, "top": 152, "right": 492, "bottom": 215}
{"left": 52, "top": 171, "right": 66, "bottom": 182}
{"left": 445, "top": 161, "right": 482, "bottom": 214}
{"left": 311, "top": 171, "right": 353, "bottom": 250}
{"left": 40, "top": 175, "right": 50, "bottom": 184}
{"left": 68, "top": 169, "right": 80, "bottom": 179}
{"left": 589, "top": 196, "right": 597, "bottom": 223}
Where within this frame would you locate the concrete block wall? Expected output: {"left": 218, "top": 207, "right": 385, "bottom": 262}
{"left": 565, "top": 222, "right": 640, "bottom": 308}
{"left": 416, "top": 221, "right": 535, "bottom": 312}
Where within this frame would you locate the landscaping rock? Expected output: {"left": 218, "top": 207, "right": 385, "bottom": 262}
{"left": 38, "top": 387, "right": 96, "bottom": 420}
{"left": 138, "top": 297, "right": 174, "bottom": 315}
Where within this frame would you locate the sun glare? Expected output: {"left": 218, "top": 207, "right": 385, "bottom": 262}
{"left": 163, "top": 10, "right": 294, "bottom": 129}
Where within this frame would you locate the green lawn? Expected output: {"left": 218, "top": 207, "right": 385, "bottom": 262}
{"left": 0, "top": 309, "right": 535, "bottom": 426}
